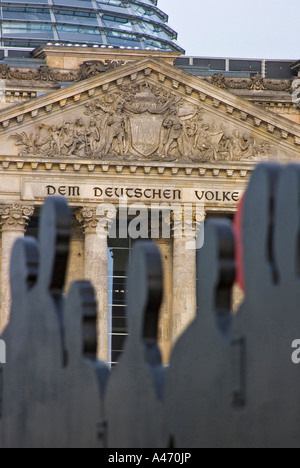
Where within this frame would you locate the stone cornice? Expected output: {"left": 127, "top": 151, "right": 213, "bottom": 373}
{"left": 0, "top": 156, "right": 254, "bottom": 180}
{"left": 32, "top": 46, "right": 181, "bottom": 68}
{"left": 0, "top": 57, "right": 299, "bottom": 150}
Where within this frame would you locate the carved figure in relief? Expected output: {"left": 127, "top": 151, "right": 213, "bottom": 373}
{"left": 59, "top": 122, "right": 75, "bottom": 156}
{"left": 250, "top": 75, "right": 267, "bottom": 91}
{"left": 226, "top": 130, "right": 243, "bottom": 161}
{"left": 217, "top": 133, "right": 235, "bottom": 161}
{"left": 102, "top": 98, "right": 129, "bottom": 156}
{"left": 78, "top": 60, "right": 125, "bottom": 81}
{"left": 50, "top": 126, "right": 60, "bottom": 154}
{"left": 70, "top": 119, "right": 88, "bottom": 157}
{"left": 161, "top": 105, "right": 184, "bottom": 158}
{"left": 88, "top": 120, "right": 101, "bottom": 154}
{"left": 192, "top": 123, "right": 223, "bottom": 161}
{"left": 35, "top": 124, "right": 52, "bottom": 156}
{"left": 239, "top": 133, "right": 257, "bottom": 159}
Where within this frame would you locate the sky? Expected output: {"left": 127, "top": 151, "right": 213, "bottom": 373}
{"left": 159, "top": 0, "right": 300, "bottom": 60}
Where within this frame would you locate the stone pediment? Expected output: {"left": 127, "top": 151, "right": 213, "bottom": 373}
{"left": 0, "top": 56, "right": 300, "bottom": 164}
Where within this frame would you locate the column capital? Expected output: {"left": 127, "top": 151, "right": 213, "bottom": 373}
{"left": 0, "top": 204, "right": 34, "bottom": 232}
{"left": 76, "top": 207, "right": 98, "bottom": 234}
{"left": 170, "top": 207, "right": 206, "bottom": 239}
{"left": 76, "top": 206, "right": 116, "bottom": 235}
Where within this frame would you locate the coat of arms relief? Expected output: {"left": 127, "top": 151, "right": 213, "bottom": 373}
{"left": 10, "top": 82, "right": 271, "bottom": 162}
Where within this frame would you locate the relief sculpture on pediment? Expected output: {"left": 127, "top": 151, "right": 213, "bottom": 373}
{"left": 9, "top": 81, "right": 271, "bottom": 162}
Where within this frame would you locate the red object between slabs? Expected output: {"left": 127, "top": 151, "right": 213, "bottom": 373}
{"left": 234, "top": 194, "right": 245, "bottom": 292}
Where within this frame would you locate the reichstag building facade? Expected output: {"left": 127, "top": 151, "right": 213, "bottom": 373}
{"left": 0, "top": 0, "right": 299, "bottom": 365}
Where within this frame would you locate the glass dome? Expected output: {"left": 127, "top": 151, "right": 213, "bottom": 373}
{"left": 0, "top": 0, "right": 184, "bottom": 52}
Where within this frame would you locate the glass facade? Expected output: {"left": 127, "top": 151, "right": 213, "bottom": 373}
{"left": 0, "top": 0, "right": 183, "bottom": 52}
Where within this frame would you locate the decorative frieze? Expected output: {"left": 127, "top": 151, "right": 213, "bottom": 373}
{"left": 9, "top": 82, "right": 271, "bottom": 163}
{"left": 0, "top": 61, "right": 125, "bottom": 84}
{"left": 203, "top": 73, "right": 292, "bottom": 92}
{"left": 0, "top": 156, "right": 254, "bottom": 179}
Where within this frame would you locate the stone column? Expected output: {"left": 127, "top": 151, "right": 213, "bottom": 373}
{"left": 171, "top": 207, "right": 206, "bottom": 344}
{"left": 76, "top": 207, "right": 115, "bottom": 362}
{"left": 65, "top": 215, "right": 84, "bottom": 293}
{"left": 155, "top": 237, "right": 173, "bottom": 365}
{"left": 0, "top": 204, "right": 34, "bottom": 331}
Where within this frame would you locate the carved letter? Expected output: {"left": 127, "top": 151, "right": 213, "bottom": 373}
{"left": 115, "top": 188, "right": 124, "bottom": 198}
{"left": 205, "top": 191, "right": 214, "bottom": 201}
{"left": 144, "top": 189, "right": 152, "bottom": 199}
{"left": 153, "top": 189, "right": 162, "bottom": 199}
{"left": 134, "top": 188, "right": 143, "bottom": 199}
{"left": 173, "top": 190, "right": 182, "bottom": 201}
{"left": 163, "top": 190, "right": 171, "bottom": 200}
{"left": 94, "top": 187, "right": 103, "bottom": 197}
{"left": 105, "top": 188, "right": 113, "bottom": 198}
{"left": 58, "top": 186, "right": 67, "bottom": 196}
{"left": 215, "top": 191, "right": 222, "bottom": 202}
{"left": 46, "top": 185, "right": 56, "bottom": 196}
{"left": 68, "top": 186, "right": 80, "bottom": 197}
{"left": 223, "top": 192, "right": 231, "bottom": 202}
{"left": 126, "top": 188, "right": 134, "bottom": 198}
{"left": 232, "top": 192, "right": 240, "bottom": 202}
{"left": 195, "top": 191, "right": 205, "bottom": 201}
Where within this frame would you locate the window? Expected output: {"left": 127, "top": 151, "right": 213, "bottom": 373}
{"left": 25, "top": 214, "right": 39, "bottom": 239}
{"left": 107, "top": 215, "right": 148, "bottom": 367}
{"left": 2, "top": 22, "right": 54, "bottom": 39}
{"left": 205, "top": 212, "right": 234, "bottom": 221}
{"left": 56, "top": 24, "right": 100, "bottom": 34}
{"left": 2, "top": 7, "right": 51, "bottom": 22}
{"left": 107, "top": 232, "right": 134, "bottom": 368}
{"left": 53, "top": 8, "right": 98, "bottom": 25}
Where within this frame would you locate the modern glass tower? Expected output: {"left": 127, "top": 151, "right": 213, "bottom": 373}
{"left": 0, "top": 0, "right": 183, "bottom": 53}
